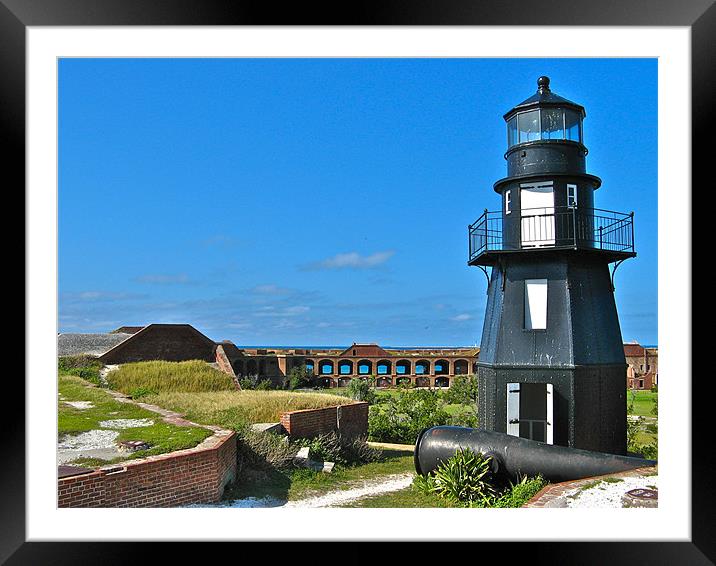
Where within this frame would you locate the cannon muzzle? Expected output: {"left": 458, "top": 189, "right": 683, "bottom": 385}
{"left": 414, "top": 426, "right": 656, "bottom": 483}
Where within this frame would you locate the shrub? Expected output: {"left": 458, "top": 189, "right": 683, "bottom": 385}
{"left": 443, "top": 375, "right": 478, "bottom": 406}
{"left": 297, "top": 432, "right": 383, "bottom": 467}
{"left": 58, "top": 355, "right": 103, "bottom": 386}
{"left": 235, "top": 428, "right": 298, "bottom": 472}
{"left": 256, "top": 379, "right": 274, "bottom": 390}
{"left": 346, "top": 378, "right": 377, "bottom": 404}
{"left": 129, "top": 386, "right": 157, "bottom": 399}
{"left": 651, "top": 397, "right": 658, "bottom": 416}
{"left": 414, "top": 448, "right": 498, "bottom": 506}
{"left": 492, "top": 475, "right": 548, "bottom": 508}
{"left": 368, "top": 388, "right": 450, "bottom": 444}
{"left": 287, "top": 365, "right": 312, "bottom": 390}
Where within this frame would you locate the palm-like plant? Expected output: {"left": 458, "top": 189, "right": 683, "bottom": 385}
{"left": 431, "top": 448, "right": 498, "bottom": 506}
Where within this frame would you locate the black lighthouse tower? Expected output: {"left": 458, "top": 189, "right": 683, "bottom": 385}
{"left": 469, "top": 77, "right": 636, "bottom": 455}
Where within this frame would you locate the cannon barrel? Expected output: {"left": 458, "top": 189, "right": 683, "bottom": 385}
{"left": 414, "top": 426, "right": 656, "bottom": 483}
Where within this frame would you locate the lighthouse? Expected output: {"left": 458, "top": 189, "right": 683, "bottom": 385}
{"left": 470, "top": 76, "right": 636, "bottom": 455}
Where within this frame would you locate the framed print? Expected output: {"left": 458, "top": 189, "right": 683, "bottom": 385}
{"left": 5, "top": 0, "right": 708, "bottom": 563}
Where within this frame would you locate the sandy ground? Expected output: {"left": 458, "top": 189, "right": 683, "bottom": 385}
{"left": 57, "top": 430, "right": 124, "bottom": 464}
{"left": 187, "top": 472, "right": 415, "bottom": 509}
{"left": 556, "top": 475, "right": 658, "bottom": 508}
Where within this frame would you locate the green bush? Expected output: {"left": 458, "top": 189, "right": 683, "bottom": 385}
{"left": 346, "top": 378, "right": 377, "bottom": 403}
{"left": 287, "top": 365, "right": 314, "bottom": 390}
{"left": 492, "top": 475, "right": 547, "bottom": 508}
{"left": 129, "top": 386, "right": 157, "bottom": 399}
{"left": 369, "top": 388, "right": 450, "bottom": 444}
{"left": 58, "top": 355, "right": 103, "bottom": 386}
{"left": 256, "top": 379, "right": 274, "bottom": 390}
{"left": 414, "top": 448, "right": 498, "bottom": 506}
{"left": 297, "top": 432, "right": 383, "bottom": 467}
{"left": 443, "top": 375, "right": 478, "bottom": 406}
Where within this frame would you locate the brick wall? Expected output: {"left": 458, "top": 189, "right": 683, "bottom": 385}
{"left": 215, "top": 344, "right": 241, "bottom": 389}
{"left": 280, "top": 402, "right": 368, "bottom": 439}
{"left": 100, "top": 324, "right": 216, "bottom": 364}
{"left": 58, "top": 430, "right": 237, "bottom": 508}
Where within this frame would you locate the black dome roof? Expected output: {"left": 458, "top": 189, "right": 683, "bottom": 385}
{"left": 504, "top": 76, "right": 586, "bottom": 121}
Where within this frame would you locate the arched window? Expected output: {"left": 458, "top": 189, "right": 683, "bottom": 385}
{"left": 396, "top": 360, "right": 411, "bottom": 375}
{"left": 415, "top": 360, "right": 430, "bottom": 375}
{"left": 358, "top": 360, "right": 372, "bottom": 375}
{"left": 318, "top": 360, "right": 334, "bottom": 375}
{"left": 435, "top": 376, "right": 450, "bottom": 388}
{"left": 338, "top": 360, "right": 353, "bottom": 375}
{"left": 376, "top": 360, "right": 391, "bottom": 375}
{"left": 434, "top": 360, "right": 449, "bottom": 375}
{"left": 454, "top": 359, "right": 469, "bottom": 375}
{"left": 305, "top": 360, "right": 315, "bottom": 375}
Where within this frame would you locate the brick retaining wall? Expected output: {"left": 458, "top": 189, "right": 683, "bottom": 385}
{"left": 58, "top": 429, "right": 237, "bottom": 508}
{"left": 280, "top": 402, "right": 368, "bottom": 439}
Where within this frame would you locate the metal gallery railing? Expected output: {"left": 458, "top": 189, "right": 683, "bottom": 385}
{"left": 468, "top": 206, "right": 634, "bottom": 263}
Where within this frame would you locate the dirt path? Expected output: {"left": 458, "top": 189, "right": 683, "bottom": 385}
{"left": 199, "top": 472, "right": 414, "bottom": 508}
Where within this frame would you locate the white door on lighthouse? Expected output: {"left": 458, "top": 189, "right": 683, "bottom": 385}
{"left": 506, "top": 382, "right": 554, "bottom": 444}
{"left": 520, "top": 182, "right": 555, "bottom": 247}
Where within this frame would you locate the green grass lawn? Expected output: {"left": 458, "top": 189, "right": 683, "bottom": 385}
{"left": 628, "top": 389, "right": 658, "bottom": 417}
{"left": 340, "top": 486, "right": 460, "bottom": 508}
{"left": 59, "top": 374, "right": 213, "bottom": 465}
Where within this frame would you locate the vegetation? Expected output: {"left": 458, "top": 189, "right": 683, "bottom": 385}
{"left": 58, "top": 355, "right": 103, "bottom": 386}
{"left": 346, "top": 377, "right": 377, "bottom": 403}
{"left": 626, "top": 388, "right": 658, "bottom": 459}
{"left": 141, "top": 390, "right": 351, "bottom": 430}
{"left": 58, "top": 374, "right": 212, "bottom": 464}
{"left": 107, "top": 360, "right": 236, "bottom": 396}
{"left": 295, "top": 432, "right": 383, "bottom": 467}
{"left": 368, "top": 388, "right": 452, "bottom": 444}
{"left": 442, "top": 375, "right": 479, "bottom": 406}
{"left": 411, "top": 448, "right": 547, "bottom": 508}
{"left": 222, "top": 447, "right": 416, "bottom": 503}
{"left": 287, "top": 365, "right": 313, "bottom": 390}
{"left": 413, "top": 448, "right": 498, "bottom": 506}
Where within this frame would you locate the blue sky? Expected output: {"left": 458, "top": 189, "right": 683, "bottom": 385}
{"left": 58, "top": 58, "right": 657, "bottom": 347}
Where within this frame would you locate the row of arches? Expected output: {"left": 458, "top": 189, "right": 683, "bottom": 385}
{"left": 303, "top": 358, "right": 473, "bottom": 377}
{"left": 333, "top": 375, "right": 452, "bottom": 388}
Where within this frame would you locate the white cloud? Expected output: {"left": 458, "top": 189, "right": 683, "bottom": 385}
{"left": 301, "top": 250, "right": 395, "bottom": 271}
{"left": 450, "top": 313, "right": 473, "bottom": 322}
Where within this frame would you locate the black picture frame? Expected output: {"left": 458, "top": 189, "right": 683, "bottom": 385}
{"left": 5, "top": 0, "right": 706, "bottom": 563}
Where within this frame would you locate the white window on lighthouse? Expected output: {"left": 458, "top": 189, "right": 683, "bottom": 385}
{"left": 505, "top": 190, "right": 512, "bottom": 214}
{"left": 524, "top": 279, "right": 548, "bottom": 330}
{"left": 567, "top": 184, "right": 578, "bottom": 208}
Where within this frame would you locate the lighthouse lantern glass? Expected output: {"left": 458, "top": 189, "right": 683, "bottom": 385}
{"left": 518, "top": 110, "right": 540, "bottom": 143}
{"left": 565, "top": 109, "right": 582, "bottom": 142}
{"left": 541, "top": 107, "right": 564, "bottom": 139}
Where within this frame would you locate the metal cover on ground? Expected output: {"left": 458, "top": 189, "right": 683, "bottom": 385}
{"left": 58, "top": 465, "right": 95, "bottom": 479}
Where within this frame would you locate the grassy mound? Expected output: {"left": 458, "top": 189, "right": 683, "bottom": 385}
{"left": 143, "top": 390, "right": 352, "bottom": 429}
{"left": 107, "top": 360, "right": 237, "bottom": 395}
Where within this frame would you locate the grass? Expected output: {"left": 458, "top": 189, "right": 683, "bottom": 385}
{"left": 107, "top": 360, "right": 236, "bottom": 395}
{"left": 341, "top": 486, "right": 459, "bottom": 508}
{"left": 58, "top": 374, "right": 213, "bottom": 464}
{"left": 627, "top": 389, "right": 658, "bottom": 417}
{"left": 142, "top": 389, "right": 354, "bottom": 430}
{"left": 222, "top": 448, "right": 416, "bottom": 502}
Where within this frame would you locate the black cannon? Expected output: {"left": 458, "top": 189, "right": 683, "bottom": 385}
{"left": 414, "top": 426, "right": 656, "bottom": 484}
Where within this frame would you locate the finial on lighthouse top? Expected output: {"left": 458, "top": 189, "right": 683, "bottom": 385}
{"left": 537, "top": 76, "right": 551, "bottom": 92}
